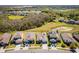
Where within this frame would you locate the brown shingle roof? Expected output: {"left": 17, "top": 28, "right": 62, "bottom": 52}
{"left": 73, "top": 33, "right": 79, "bottom": 41}
{"left": 0, "top": 35, "right": 2, "bottom": 41}
{"left": 15, "top": 39, "right": 23, "bottom": 43}
{"left": 0, "top": 33, "right": 11, "bottom": 44}
{"left": 25, "top": 32, "right": 35, "bottom": 40}
{"left": 11, "top": 32, "right": 23, "bottom": 41}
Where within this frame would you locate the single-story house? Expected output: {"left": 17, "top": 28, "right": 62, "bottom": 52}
{"left": 24, "top": 32, "right": 35, "bottom": 44}
{"left": 0, "top": 33, "right": 11, "bottom": 47}
{"left": 60, "top": 33, "right": 73, "bottom": 46}
{"left": 11, "top": 32, "right": 23, "bottom": 45}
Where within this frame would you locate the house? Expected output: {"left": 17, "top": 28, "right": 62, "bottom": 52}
{"left": 72, "top": 33, "right": 79, "bottom": 42}
{"left": 64, "top": 20, "right": 69, "bottom": 23}
{"left": 48, "top": 31, "right": 57, "bottom": 39}
{"left": 0, "top": 33, "right": 11, "bottom": 47}
{"left": 0, "top": 11, "right": 3, "bottom": 14}
{"left": 48, "top": 31, "right": 57, "bottom": 44}
{"left": 24, "top": 32, "right": 35, "bottom": 44}
{"left": 68, "top": 19, "right": 75, "bottom": 24}
{"left": 36, "top": 32, "right": 47, "bottom": 44}
{"left": 60, "top": 33, "right": 73, "bottom": 46}
{"left": 75, "top": 20, "right": 79, "bottom": 25}
{"left": 36, "top": 33, "right": 42, "bottom": 44}
{"left": 59, "top": 19, "right": 79, "bottom": 25}
{"left": 41, "top": 32, "right": 47, "bottom": 44}
{"left": 11, "top": 32, "right": 23, "bottom": 45}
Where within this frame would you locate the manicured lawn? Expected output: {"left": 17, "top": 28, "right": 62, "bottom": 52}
{"left": 8, "top": 15, "right": 24, "bottom": 20}
{"left": 62, "top": 24, "right": 79, "bottom": 33}
{"left": 25, "top": 22, "right": 66, "bottom": 32}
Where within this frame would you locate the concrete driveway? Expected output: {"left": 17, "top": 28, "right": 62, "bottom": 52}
{"left": 42, "top": 44, "right": 48, "bottom": 49}
{"left": 0, "top": 47, "right": 5, "bottom": 53}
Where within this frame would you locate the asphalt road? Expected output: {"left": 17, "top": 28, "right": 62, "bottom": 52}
{"left": 6, "top": 49, "right": 72, "bottom": 53}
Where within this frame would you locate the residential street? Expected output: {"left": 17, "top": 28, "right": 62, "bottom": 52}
{"left": 6, "top": 49, "right": 71, "bottom": 53}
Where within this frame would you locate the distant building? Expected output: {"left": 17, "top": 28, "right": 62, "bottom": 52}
{"left": 0, "top": 11, "right": 3, "bottom": 14}
{"left": 68, "top": 19, "right": 75, "bottom": 24}
{"left": 0, "top": 10, "right": 41, "bottom": 16}
{"left": 75, "top": 20, "right": 79, "bottom": 25}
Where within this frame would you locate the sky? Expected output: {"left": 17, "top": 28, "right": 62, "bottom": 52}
{"left": 0, "top": 0, "right": 79, "bottom": 5}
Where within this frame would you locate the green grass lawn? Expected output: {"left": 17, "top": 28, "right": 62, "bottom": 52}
{"left": 8, "top": 15, "right": 24, "bottom": 20}
{"left": 24, "top": 22, "right": 66, "bottom": 32}
{"left": 61, "top": 24, "right": 79, "bottom": 33}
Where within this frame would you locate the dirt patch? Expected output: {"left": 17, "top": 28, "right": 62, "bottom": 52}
{"left": 52, "top": 26, "right": 73, "bottom": 32}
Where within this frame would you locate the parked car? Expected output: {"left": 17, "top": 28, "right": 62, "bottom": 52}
{"left": 0, "top": 33, "right": 11, "bottom": 47}
{"left": 11, "top": 32, "right": 23, "bottom": 45}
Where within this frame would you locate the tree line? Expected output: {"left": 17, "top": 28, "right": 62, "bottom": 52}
{"left": 0, "top": 13, "right": 55, "bottom": 33}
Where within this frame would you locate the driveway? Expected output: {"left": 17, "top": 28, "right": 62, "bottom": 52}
{"left": 42, "top": 44, "right": 48, "bottom": 49}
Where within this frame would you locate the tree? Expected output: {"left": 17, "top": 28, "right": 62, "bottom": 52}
{"left": 70, "top": 42, "right": 77, "bottom": 49}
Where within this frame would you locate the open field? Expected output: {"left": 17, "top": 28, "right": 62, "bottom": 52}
{"left": 8, "top": 15, "right": 24, "bottom": 20}
{"left": 61, "top": 24, "right": 79, "bottom": 33}
{"left": 24, "top": 22, "right": 66, "bottom": 32}
{"left": 24, "top": 22, "right": 79, "bottom": 33}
